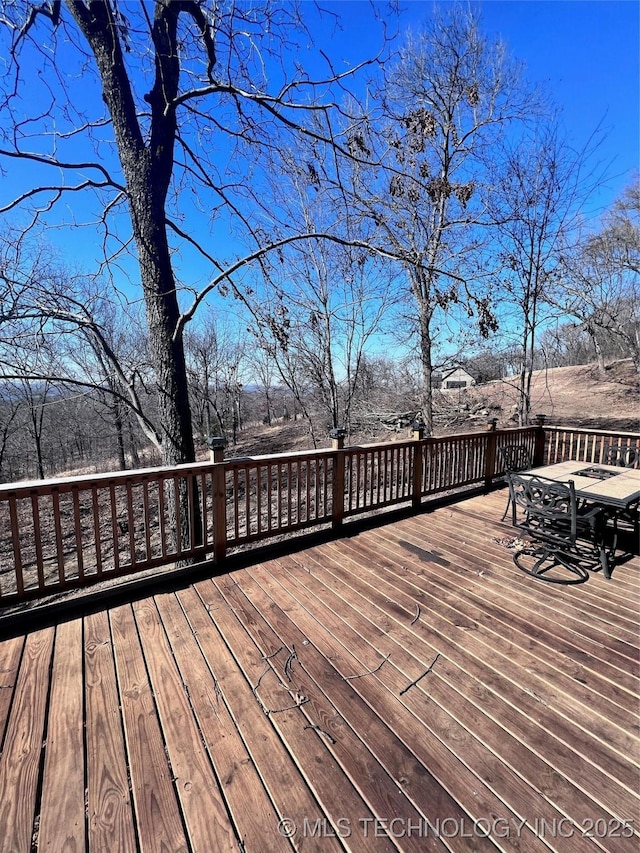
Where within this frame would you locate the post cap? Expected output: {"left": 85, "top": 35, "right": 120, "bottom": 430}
{"left": 207, "top": 435, "right": 227, "bottom": 450}
{"left": 534, "top": 413, "right": 547, "bottom": 425}
{"left": 329, "top": 428, "right": 347, "bottom": 440}
{"left": 411, "top": 420, "right": 426, "bottom": 432}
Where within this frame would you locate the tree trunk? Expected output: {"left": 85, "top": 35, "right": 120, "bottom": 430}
{"left": 33, "top": 427, "right": 45, "bottom": 480}
{"left": 132, "top": 208, "right": 200, "bottom": 548}
{"left": 517, "top": 356, "right": 530, "bottom": 427}
{"left": 68, "top": 0, "right": 196, "bottom": 466}
{"left": 113, "top": 401, "right": 127, "bottom": 471}
{"left": 588, "top": 328, "right": 606, "bottom": 377}
{"left": 127, "top": 416, "right": 141, "bottom": 469}
{"left": 65, "top": 0, "right": 207, "bottom": 551}
{"left": 28, "top": 395, "right": 47, "bottom": 480}
{"left": 265, "top": 387, "right": 272, "bottom": 425}
{"left": 418, "top": 305, "right": 434, "bottom": 435}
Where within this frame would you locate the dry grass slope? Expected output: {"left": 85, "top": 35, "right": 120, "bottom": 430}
{"left": 229, "top": 360, "right": 639, "bottom": 457}
{"left": 457, "top": 359, "right": 639, "bottom": 432}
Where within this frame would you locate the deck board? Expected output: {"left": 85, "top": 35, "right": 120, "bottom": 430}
{"left": 289, "top": 536, "right": 640, "bottom": 819}
{"left": 369, "top": 523, "right": 639, "bottom": 700}
{"left": 0, "top": 634, "right": 24, "bottom": 749}
{"left": 38, "top": 619, "right": 85, "bottom": 853}
{"left": 193, "top": 579, "right": 388, "bottom": 853}
{"left": 215, "top": 573, "right": 443, "bottom": 852}
{"left": 132, "top": 597, "right": 240, "bottom": 852}
{"left": 0, "top": 628, "right": 54, "bottom": 853}
{"left": 110, "top": 603, "right": 190, "bottom": 853}
{"left": 324, "top": 531, "right": 640, "bottom": 800}
{"left": 245, "top": 561, "right": 552, "bottom": 853}
{"left": 342, "top": 530, "right": 639, "bottom": 739}
{"left": 169, "top": 585, "right": 345, "bottom": 853}
{"left": 150, "top": 592, "right": 287, "bottom": 852}
{"left": 0, "top": 488, "right": 638, "bottom": 852}
{"left": 84, "top": 609, "right": 138, "bottom": 852}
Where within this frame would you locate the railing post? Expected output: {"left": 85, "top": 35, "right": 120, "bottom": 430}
{"left": 330, "top": 428, "right": 347, "bottom": 530}
{"left": 411, "top": 420, "right": 425, "bottom": 508}
{"left": 533, "top": 414, "right": 547, "bottom": 466}
{"left": 208, "top": 436, "right": 227, "bottom": 563}
{"left": 484, "top": 418, "right": 499, "bottom": 490}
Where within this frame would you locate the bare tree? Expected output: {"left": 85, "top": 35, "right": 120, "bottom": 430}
{"left": 231, "top": 122, "right": 400, "bottom": 442}
{"left": 185, "top": 315, "right": 246, "bottom": 445}
{"left": 0, "top": 0, "right": 387, "bottom": 469}
{"left": 560, "top": 180, "right": 640, "bottom": 374}
{"left": 339, "top": 4, "right": 533, "bottom": 432}
{"left": 349, "top": 354, "right": 421, "bottom": 437}
{"left": 246, "top": 231, "right": 394, "bottom": 443}
{"left": 0, "top": 249, "right": 161, "bottom": 445}
{"left": 489, "top": 123, "right": 605, "bottom": 424}
{"left": 537, "top": 323, "right": 601, "bottom": 370}
{"left": 11, "top": 371, "right": 54, "bottom": 480}
{"left": 0, "top": 383, "right": 22, "bottom": 478}
{"left": 594, "top": 180, "right": 640, "bottom": 275}
{"left": 250, "top": 347, "right": 278, "bottom": 427}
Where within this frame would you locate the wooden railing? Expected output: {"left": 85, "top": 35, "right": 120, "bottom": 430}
{"left": 1, "top": 423, "right": 636, "bottom": 606}
{"left": 543, "top": 425, "right": 640, "bottom": 467}
{"left": 224, "top": 450, "right": 333, "bottom": 545}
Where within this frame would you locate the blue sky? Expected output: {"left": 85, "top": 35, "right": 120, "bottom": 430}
{"left": 333, "top": 0, "right": 638, "bottom": 215}
{"left": 477, "top": 0, "right": 638, "bottom": 211}
{"left": 1, "top": 1, "right": 637, "bottom": 291}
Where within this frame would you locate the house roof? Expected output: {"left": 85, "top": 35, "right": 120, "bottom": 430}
{"left": 442, "top": 366, "right": 475, "bottom": 380}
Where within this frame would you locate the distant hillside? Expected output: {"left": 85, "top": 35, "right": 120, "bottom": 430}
{"left": 214, "top": 360, "right": 639, "bottom": 460}
{"left": 451, "top": 359, "right": 639, "bottom": 433}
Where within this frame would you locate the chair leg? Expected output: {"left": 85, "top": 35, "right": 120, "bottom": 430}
{"left": 501, "top": 494, "right": 512, "bottom": 522}
{"left": 593, "top": 534, "right": 611, "bottom": 578}
{"left": 600, "top": 515, "right": 618, "bottom": 579}
{"left": 500, "top": 494, "right": 518, "bottom": 526}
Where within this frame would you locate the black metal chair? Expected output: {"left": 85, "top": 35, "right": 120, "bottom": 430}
{"left": 498, "top": 444, "right": 533, "bottom": 523}
{"left": 506, "top": 473, "right": 612, "bottom": 584}
{"left": 602, "top": 442, "right": 638, "bottom": 468}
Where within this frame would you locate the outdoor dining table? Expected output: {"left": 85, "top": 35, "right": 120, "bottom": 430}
{"left": 521, "top": 460, "right": 640, "bottom": 512}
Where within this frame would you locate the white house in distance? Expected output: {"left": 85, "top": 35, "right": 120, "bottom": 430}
{"left": 440, "top": 367, "right": 476, "bottom": 390}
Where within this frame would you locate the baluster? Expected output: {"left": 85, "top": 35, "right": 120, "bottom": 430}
{"left": 51, "top": 490, "right": 65, "bottom": 586}
{"left": 126, "top": 481, "right": 136, "bottom": 566}
{"left": 92, "top": 486, "right": 103, "bottom": 576}
{"left": 109, "top": 483, "right": 120, "bottom": 573}
{"left": 158, "top": 478, "right": 167, "bottom": 557}
{"left": 257, "top": 464, "right": 263, "bottom": 534}
{"left": 31, "top": 492, "right": 45, "bottom": 590}
{"left": 72, "top": 487, "right": 85, "bottom": 583}
{"left": 8, "top": 495, "right": 24, "bottom": 598}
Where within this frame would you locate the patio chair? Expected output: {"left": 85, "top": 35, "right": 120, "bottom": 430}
{"left": 506, "top": 473, "right": 611, "bottom": 584}
{"left": 498, "top": 444, "right": 532, "bottom": 523}
{"left": 602, "top": 442, "right": 638, "bottom": 469}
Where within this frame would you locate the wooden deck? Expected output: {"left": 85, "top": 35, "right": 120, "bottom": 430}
{"left": 0, "top": 488, "right": 638, "bottom": 852}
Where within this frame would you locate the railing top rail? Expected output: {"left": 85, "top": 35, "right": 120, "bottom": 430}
{"left": 342, "top": 438, "right": 418, "bottom": 451}
{"left": 219, "top": 446, "right": 337, "bottom": 469}
{"left": 544, "top": 425, "right": 640, "bottom": 439}
{"left": 430, "top": 425, "right": 537, "bottom": 440}
{"left": 0, "top": 459, "right": 220, "bottom": 498}
{"left": 342, "top": 425, "right": 537, "bottom": 452}
{"left": 2, "top": 423, "right": 630, "bottom": 499}
{"left": 0, "top": 445, "right": 343, "bottom": 496}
